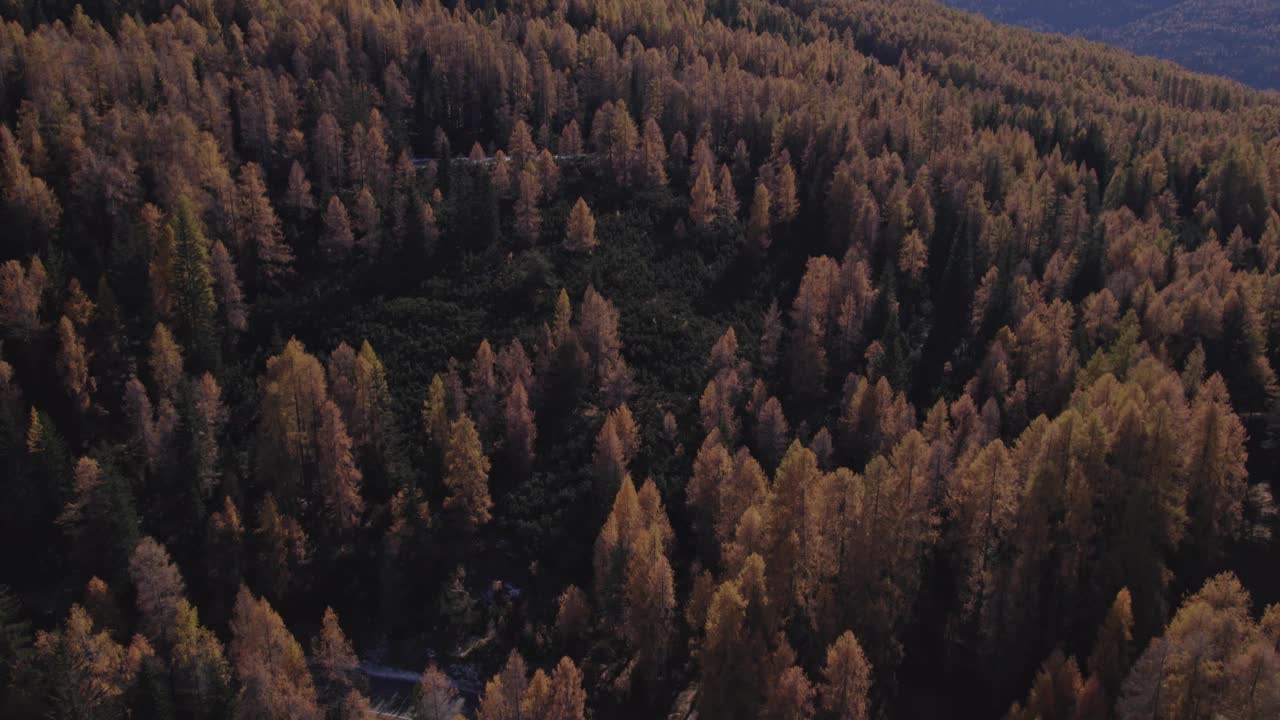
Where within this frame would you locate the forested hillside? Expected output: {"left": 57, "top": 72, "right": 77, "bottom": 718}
{"left": 1, "top": 0, "right": 1280, "bottom": 719}
{"left": 947, "top": 0, "right": 1280, "bottom": 90}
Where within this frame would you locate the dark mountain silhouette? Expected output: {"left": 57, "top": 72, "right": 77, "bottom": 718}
{"left": 948, "top": 0, "right": 1280, "bottom": 89}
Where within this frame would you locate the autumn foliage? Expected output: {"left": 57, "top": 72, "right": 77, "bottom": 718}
{"left": 2, "top": 0, "right": 1280, "bottom": 719}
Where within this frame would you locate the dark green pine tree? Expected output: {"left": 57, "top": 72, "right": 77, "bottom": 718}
{"left": 939, "top": 221, "right": 977, "bottom": 372}
{"left": 1069, "top": 218, "right": 1106, "bottom": 301}
{"left": 129, "top": 656, "right": 176, "bottom": 720}
{"left": 0, "top": 392, "right": 24, "bottom": 551}
{"left": 480, "top": 172, "right": 501, "bottom": 248}
{"left": 167, "top": 198, "right": 219, "bottom": 370}
{"left": 0, "top": 585, "right": 32, "bottom": 710}
{"left": 173, "top": 382, "right": 210, "bottom": 539}
{"left": 100, "top": 468, "right": 142, "bottom": 587}
{"left": 1218, "top": 283, "right": 1275, "bottom": 414}
{"left": 21, "top": 411, "right": 73, "bottom": 584}
{"left": 63, "top": 450, "right": 140, "bottom": 588}
{"left": 878, "top": 302, "right": 912, "bottom": 391}
{"left": 435, "top": 129, "right": 453, "bottom": 195}
{"left": 1101, "top": 163, "right": 1131, "bottom": 212}
{"left": 40, "top": 642, "right": 91, "bottom": 720}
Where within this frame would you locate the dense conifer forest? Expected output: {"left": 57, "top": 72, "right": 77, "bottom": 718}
{"left": 1, "top": 0, "right": 1280, "bottom": 718}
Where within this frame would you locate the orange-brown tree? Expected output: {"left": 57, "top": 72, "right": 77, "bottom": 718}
{"left": 444, "top": 416, "right": 493, "bottom": 529}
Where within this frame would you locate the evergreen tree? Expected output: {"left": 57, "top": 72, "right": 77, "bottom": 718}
{"left": 171, "top": 599, "right": 231, "bottom": 720}
{"left": 515, "top": 164, "right": 543, "bottom": 246}
{"left": 166, "top": 198, "right": 218, "bottom": 367}
{"left": 0, "top": 585, "right": 32, "bottom": 708}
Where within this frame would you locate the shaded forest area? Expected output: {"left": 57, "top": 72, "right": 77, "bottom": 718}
{"left": 2, "top": 0, "right": 1280, "bottom": 719}
{"left": 946, "top": 0, "right": 1280, "bottom": 90}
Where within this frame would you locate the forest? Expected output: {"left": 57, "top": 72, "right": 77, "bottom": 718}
{"left": 945, "top": 0, "right": 1280, "bottom": 90}
{"left": 1, "top": 0, "right": 1280, "bottom": 718}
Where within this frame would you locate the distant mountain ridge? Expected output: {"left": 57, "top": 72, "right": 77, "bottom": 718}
{"left": 946, "top": 0, "right": 1280, "bottom": 89}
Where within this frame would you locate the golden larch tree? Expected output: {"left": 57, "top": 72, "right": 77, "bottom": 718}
{"left": 128, "top": 537, "right": 186, "bottom": 649}
{"left": 636, "top": 477, "right": 674, "bottom": 549}
{"left": 592, "top": 412, "right": 628, "bottom": 496}
{"left": 228, "top": 586, "right": 321, "bottom": 720}
{"left": 234, "top": 162, "right": 293, "bottom": 283}
{"left": 686, "top": 431, "right": 732, "bottom": 524}
{"left": 754, "top": 396, "right": 791, "bottom": 471}
{"left": 558, "top": 119, "right": 584, "bottom": 156}
{"left": 469, "top": 339, "right": 500, "bottom": 434}
{"left": 764, "top": 441, "right": 821, "bottom": 615}
{"left": 897, "top": 230, "right": 928, "bottom": 284}
{"left": 593, "top": 474, "right": 642, "bottom": 604}
{"left": 503, "top": 380, "right": 537, "bottom": 472}
{"left": 761, "top": 664, "right": 814, "bottom": 720}
{"left": 717, "top": 164, "right": 739, "bottom": 220}
{"left": 321, "top": 195, "right": 354, "bottom": 261}
{"left": 555, "top": 586, "right": 592, "bottom": 646}
{"left": 717, "top": 448, "right": 768, "bottom": 547}
{"left": 564, "top": 197, "right": 597, "bottom": 254}
{"left": 422, "top": 373, "right": 451, "bottom": 453}
{"left": 209, "top": 241, "right": 248, "bottom": 332}
{"left": 444, "top": 415, "right": 493, "bottom": 529}
{"left": 148, "top": 322, "right": 183, "bottom": 400}
{"left": 545, "top": 657, "right": 586, "bottom": 720}
{"left": 690, "top": 164, "right": 717, "bottom": 228}
{"left": 56, "top": 315, "right": 92, "bottom": 413}
{"left": 508, "top": 118, "right": 536, "bottom": 160}
{"left": 623, "top": 525, "right": 676, "bottom": 686}
{"left": 771, "top": 158, "right": 799, "bottom": 224}
{"left": 819, "top": 631, "right": 873, "bottom": 720}
{"left": 536, "top": 149, "right": 559, "bottom": 198}
{"left": 697, "top": 579, "right": 752, "bottom": 720}
{"left": 1087, "top": 588, "right": 1133, "bottom": 705}
{"left": 353, "top": 186, "right": 380, "bottom": 253}
{"left": 353, "top": 340, "right": 391, "bottom": 450}
{"left": 1184, "top": 373, "right": 1249, "bottom": 550}
{"left": 257, "top": 338, "right": 328, "bottom": 502}
{"left": 192, "top": 372, "right": 226, "bottom": 497}
{"left": 945, "top": 438, "right": 1018, "bottom": 644}
{"left": 310, "top": 607, "right": 364, "bottom": 705}
{"left": 637, "top": 118, "right": 668, "bottom": 188}
{"left": 317, "top": 399, "right": 364, "bottom": 531}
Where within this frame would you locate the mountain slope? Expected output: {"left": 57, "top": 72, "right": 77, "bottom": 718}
{"left": 947, "top": 0, "right": 1280, "bottom": 89}
{"left": 944, "top": 0, "right": 1180, "bottom": 31}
